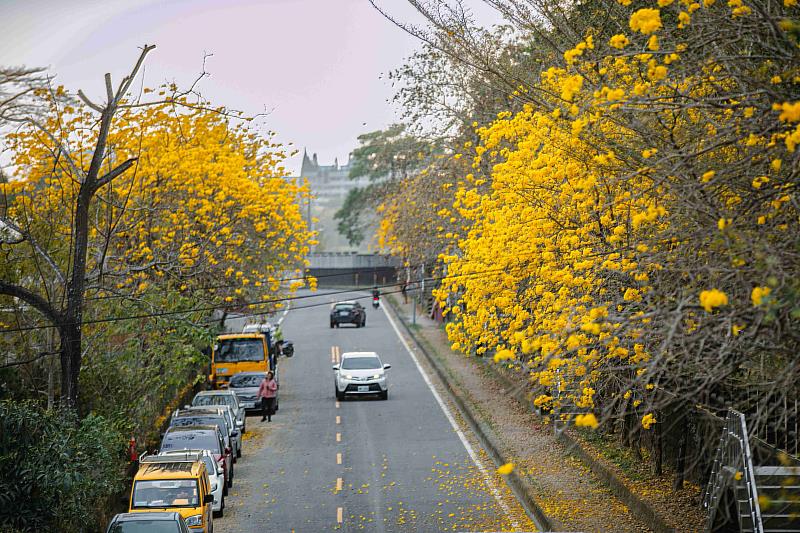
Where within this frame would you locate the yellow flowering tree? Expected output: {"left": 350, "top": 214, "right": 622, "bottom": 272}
{"left": 378, "top": 0, "right": 800, "bottom": 482}
{"left": 0, "top": 47, "right": 313, "bottom": 409}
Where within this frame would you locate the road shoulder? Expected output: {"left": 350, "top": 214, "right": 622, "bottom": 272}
{"left": 386, "top": 294, "right": 653, "bottom": 532}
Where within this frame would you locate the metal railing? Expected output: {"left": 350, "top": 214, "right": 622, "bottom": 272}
{"left": 703, "top": 409, "right": 763, "bottom": 532}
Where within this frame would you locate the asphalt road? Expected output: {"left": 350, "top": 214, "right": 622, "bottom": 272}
{"left": 218, "top": 290, "right": 530, "bottom": 532}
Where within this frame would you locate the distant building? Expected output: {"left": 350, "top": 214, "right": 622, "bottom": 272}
{"left": 299, "top": 150, "right": 370, "bottom": 206}
{"left": 287, "top": 150, "right": 372, "bottom": 252}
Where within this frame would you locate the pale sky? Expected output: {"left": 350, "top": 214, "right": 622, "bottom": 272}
{"left": 0, "top": 0, "right": 501, "bottom": 175}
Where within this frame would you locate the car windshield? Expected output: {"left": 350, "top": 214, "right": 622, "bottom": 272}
{"left": 230, "top": 374, "right": 264, "bottom": 388}
{"left": 334, "top": 304, "right": 354, "bottom": 311}
{"left": 170, "top": 416, "right": 227, "bottom": 435}
{"left": 341, "top": 356, "right": 381, "bottom": 370}
{"left": 193, "top": 394, "right": 237, "bottom": 409}
{"left": 161, "top": 431, "right": 220, "bottom": 454}
{"left": 215, "top": 339, "right": 264, "bottom": 362}
{"left": 132, "top": 479, "right": 199, "bottom": 508}
{"left": 109, "top": 521, "right": 182, "bottom": 533}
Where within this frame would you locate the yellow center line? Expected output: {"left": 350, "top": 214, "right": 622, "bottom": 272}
{"left": 336, "top": 415, "right": 341, "bottom": 424}
{"left": 337, "top": 506, "right": 343, "bottom": 524}
{"left": 335, "top": 401, "right": 340, "bottom": 409}
{"left": 336, "top": 432, "right": 341, "bottom": 442}
{"left": 336, "top": 452, "right": 342, "bottom": 465}
{"left": 336, "top": 477, "right": 343, "bottom": 491}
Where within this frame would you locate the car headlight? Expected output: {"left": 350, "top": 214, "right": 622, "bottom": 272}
{"left": 344, "top": 374, "right": 353, "bottom": 379}
{"left": 372, "top": 374, "right": 382, "bottom": 379}
{"left": 184, "top": 514, "right": 203, "bottom": 527}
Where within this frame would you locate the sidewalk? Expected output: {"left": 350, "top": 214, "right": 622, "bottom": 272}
{"left": 388, "top": 294, "right": 653, "bottom": 532}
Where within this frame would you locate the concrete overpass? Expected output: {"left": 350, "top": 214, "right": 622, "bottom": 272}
{"left": 306, "top": 252, "right": 401, "bottom": 288}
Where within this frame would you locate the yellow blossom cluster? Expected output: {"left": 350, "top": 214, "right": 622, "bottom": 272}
{"left": 413, "top": 0, "right": 800, "bottom": 428}
{"left": 5, "top": 97, "right": 315, "bottom": 308}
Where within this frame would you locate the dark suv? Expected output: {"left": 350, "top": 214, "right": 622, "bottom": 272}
{"left": 330, "top": 301, "right": 366, "bottom": 328}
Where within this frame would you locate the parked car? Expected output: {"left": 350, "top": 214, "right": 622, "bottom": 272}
{"left": 106, "top": 512, "right": 190, "bottom": 533}
{"left": 159, "top": 449, "right": 225, "bottom": 518}
{"left": 187, "top": 405, "right": 242, "bottom": 460}
{"left": 333, "top": 351, "right": 390, "bottom": 400}
{"left": 171, "top": 407, "right": 240, "bottom": 462}
{"left": 228, "top": 371, "right": 268, "bottom": 414}
{"left": 159, "top": 425, "right": 232, "bottom": 493}
{"left": 192, "top": 390, "right": 247, "bottom": 434}
{"left": 129, "top": 452, "right": 214, "bottom": 532}
{"left": 330, "top": 301, "right": 366, "bottom": 328}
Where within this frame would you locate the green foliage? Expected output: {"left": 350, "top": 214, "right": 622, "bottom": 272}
{"left": 337, "top": 124, "right": 439, "bottom": 246}
{"left": 78, "top": 289, "right": 216, "bottom": 442}
{"left": 334, "top": 187, "right": 370, "bottom": 247}
{"left": 349, "top": 124, "right": 435, "bottom": 181}
{"left": 0, "top": 401, "right": 125, "bottom": 532}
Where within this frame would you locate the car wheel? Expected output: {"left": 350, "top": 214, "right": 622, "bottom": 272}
{"left": 362, "top": 319, "right": 366, "bottom": 327}
{"left": 336, "top": 388, "right": 345, "bottom": 401}
{"left": 380, "top": 390, "right": 388, "bottom": 401}
{"left": 214, "top": 503, "right": 224, "bottom": 518}
{"left": 223, "top": 480, "right": 228, "bottom": 496}
{"left": 330, "top": 321, "right": 334, "bottom": 328}
{"left": 236, "top": 445, "right": 242, "bottom": 458}
{"left": 228, "top": 466, "right": 234, "bottom": 487}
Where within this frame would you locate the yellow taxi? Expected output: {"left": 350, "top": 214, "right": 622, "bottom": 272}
{"left": 129, "top": 452, "right": 214, "bottom": 532}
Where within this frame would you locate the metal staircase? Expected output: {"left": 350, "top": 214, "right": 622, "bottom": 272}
{"left": 703, "top": 409, "right": 800, "bottom": 532}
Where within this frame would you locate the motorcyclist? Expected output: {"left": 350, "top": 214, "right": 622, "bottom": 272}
{"left": 372, "top": 286, "right": 381, "bottom": 308}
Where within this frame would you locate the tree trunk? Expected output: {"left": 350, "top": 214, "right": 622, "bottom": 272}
{"left": 674, "top": 412, "right": 688, "bottom": 490}
{"left": 652, "top": 414, "right": 663, "bottom": 476}
{"left": 60, "top": 179, "right": 93, "bottom": 409}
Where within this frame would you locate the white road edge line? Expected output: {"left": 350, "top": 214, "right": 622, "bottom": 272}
{"left": 383, "top": 305, "right": 520, "bottom": 529}
{"left": 277, "top": 304, "right": 290, "bottom": 326}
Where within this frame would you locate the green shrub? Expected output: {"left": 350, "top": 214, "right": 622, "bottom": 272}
{"left": 0, "top": 401, "right": 125, "bottom": 532}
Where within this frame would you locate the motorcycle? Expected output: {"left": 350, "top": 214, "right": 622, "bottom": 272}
{"left": 372, "top": 296, "right": 380, "bottom": 309}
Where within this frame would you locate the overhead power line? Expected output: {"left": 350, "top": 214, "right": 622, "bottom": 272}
{"left": 0, "top": 261, "right": 525, "bottom": 335}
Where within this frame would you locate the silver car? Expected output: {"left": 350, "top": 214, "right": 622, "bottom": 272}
{"left": 228, "top": 372, "right": 269, "bottom": 414}
{"left": 185, "top": 405, "right": 242, "bottom": 461}
{"left": 192, "top": 390, "right": 246, "bottom": 435}
{"left": 333, "top": 351, "right": 391, "bottom": 401}
{"left": 106, "top": 512, "right": 189, "bottom": 532}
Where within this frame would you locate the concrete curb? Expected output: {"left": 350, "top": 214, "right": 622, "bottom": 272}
{"left": 483, "top": 363, "right": 676, "bottom": 533}
{"left": 385, "top": 297, "right": 555, "bottom": 532}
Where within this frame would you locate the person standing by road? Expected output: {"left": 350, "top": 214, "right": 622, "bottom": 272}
{"left": 258, "top": 371, "right": 278, "bottom": 422}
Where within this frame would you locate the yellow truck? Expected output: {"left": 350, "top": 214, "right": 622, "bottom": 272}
{"left": 210, "top": 333, "right": 270, "bottom": 389}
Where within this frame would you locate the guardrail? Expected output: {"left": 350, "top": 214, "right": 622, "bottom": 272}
{"left": 703, "top": 409, "right": 763, "bottom": 532}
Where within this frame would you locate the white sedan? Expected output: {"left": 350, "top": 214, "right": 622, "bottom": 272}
{"left": 333, "top": 351, "right": 391, "bottom": 401}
